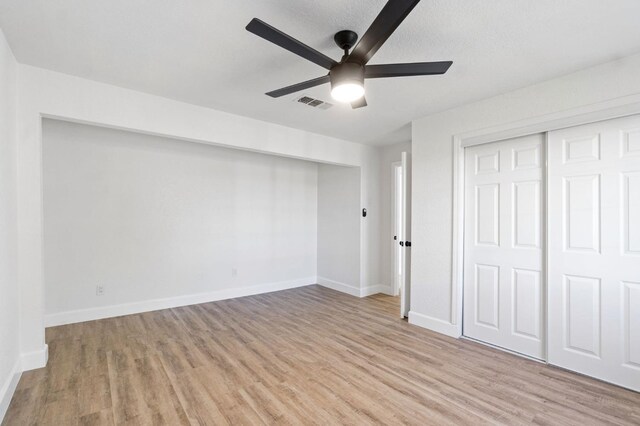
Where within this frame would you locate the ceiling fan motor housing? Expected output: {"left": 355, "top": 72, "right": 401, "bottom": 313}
{"left": 330, "top": 62, "right": 365, "bottom": 89}
{"left": 334, "top": 30, "right": 358, "bottom": 51}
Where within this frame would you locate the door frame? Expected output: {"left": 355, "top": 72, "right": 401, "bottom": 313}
{"left": 450, "top": 94, "right": 640, "bottom": 339}
{"left": 391, "top": 161, "right": 403, "bottom": 297}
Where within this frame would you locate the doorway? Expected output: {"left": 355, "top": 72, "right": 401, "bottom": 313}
{"left": 392, "top": 152, "right": 412, "bottom": 318}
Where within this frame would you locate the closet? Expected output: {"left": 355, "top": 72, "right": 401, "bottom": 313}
{"left": 463, "top": 114, "right": 640, "bottom": 391}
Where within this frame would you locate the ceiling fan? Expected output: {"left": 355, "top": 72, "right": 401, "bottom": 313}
{"left": 246, "top": 0, "right": 452, "bottom": 109}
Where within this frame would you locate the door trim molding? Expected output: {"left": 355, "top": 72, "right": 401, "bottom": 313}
{"left": 451, "top": 93, "right": 640, "bottom": 338}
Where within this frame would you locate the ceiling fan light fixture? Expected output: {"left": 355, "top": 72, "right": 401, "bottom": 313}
{"left": 331, "top": 82, "right": 365, "bottom": 103}
{"left": 330, "top": 62, "right": 365, "bottom": 103}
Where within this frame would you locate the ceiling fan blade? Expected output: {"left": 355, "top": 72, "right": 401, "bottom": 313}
{"left": 351, "top": 97, "right": 367, "bottom": 109}
{"left": 246, "top": 18, "right": 338, "bottom": 70}
{"left": 266, "top": 75, "right": 331, "bottom": 98}
{"left": 365, "top": 61, "right": 452, "bottom": 78}
{"left": 348, "top": 0, "right": 420, "bottom": 65}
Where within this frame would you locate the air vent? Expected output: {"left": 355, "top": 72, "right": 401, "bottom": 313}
{"left": 297, "top": 96, "right": 314, "bottom": 104}
{"left": 294, "top": 95, "right": 333, "bottom": 110}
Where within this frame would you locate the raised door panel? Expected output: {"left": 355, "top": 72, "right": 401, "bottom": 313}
{"left": 513, "top": 181, "right": 541, "bottom": 249}
{"left": 623, "top": 281, "right": 640, "bottom": 369}
{"left": 476, "top": 151, "right": 500, "bottom": 174}
{"left": 563, "top": 175, "right": 600, "bottom": 253}
{"left": 622, "top": 129, "right": 640, "bottom": 157}
{"left": 563, "top": 275, "right": 601, "bottom": 357}
{"left": 623, "top": 172, "right": 640, "bottom": 255}
{"left": 476, "top": 184, "right": 500, "bottom": 246}
{"left": 563, "top": 135, "right": 600, "bottom": 163}
{"left": 512, "top": 268, "right": 541, "bottom": 340}
{"left": 512, "top": 145, "right": 541, "bottom": 170}
{"left": 475, "top": 264, "right": 500, "bottom": 329}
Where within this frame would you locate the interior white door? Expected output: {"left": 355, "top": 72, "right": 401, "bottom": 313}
{"left": 400, "top": 152, "right": 411, "bottom": 318}
{"left": 548, "top": 114, "right": 640, "bottom": 391}
{"left": 393, "top": 162, "right": 403, "bottom": 297}
{"left": 463, "top": 134, "right": 545, "bottom": 359}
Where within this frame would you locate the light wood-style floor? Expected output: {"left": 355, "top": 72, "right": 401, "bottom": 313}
{"left": 3, "top": 285, "right": 640, "bottom": 425}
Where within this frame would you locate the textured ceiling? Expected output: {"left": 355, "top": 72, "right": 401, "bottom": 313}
{"left": 1, "top": 0, "right": 640, "bottom": 145}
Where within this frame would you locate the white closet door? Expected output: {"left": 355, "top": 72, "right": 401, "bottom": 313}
{"left": 463, "top": 134, "right": 545, "bottom": 359}
{"left": 548, "top": 115, "right": 640, "bottom": 391}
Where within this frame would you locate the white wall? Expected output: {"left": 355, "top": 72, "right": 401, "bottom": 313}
{"left": 410, "top": 53, "right": 640, "bottom": 336}
{"left": 16, "top": 64, "right": 382, "bottom": 367}
{"left": 43, "top": 120, "right": 318, "bottom": 324}
{"left": 357, "top": 152, "right": 382, "bottom": 295}
{"left": 379, "top": 141, "right": 411, "bottom": 293}
{"left": 317, "top": 164, "right": 361, "bottom": 296}
{"left": 0, "top": 28, "right": 20, "bottom": 422}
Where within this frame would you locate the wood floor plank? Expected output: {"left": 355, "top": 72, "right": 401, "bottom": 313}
{"left": 3, "top": 285, "right": 640, "bottom": 425}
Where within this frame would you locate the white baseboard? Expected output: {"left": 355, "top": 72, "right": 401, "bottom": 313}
{"left": 408, "top": 311, "right": 461, "bottom": 338}
{"left": 317, "top": 277, "right": 361, "bottom": 297}
{"left": 317, "top": 277, "right": 392, "bottom": 298}
{"left": 0, "top": 358, "right": 22, "bottom": 424}
{"left": 381, "top": 286, "right": 397, "bottom": 296}
{"left": 360, "top": 284, "right": 393, "bottom": 297}
{"left": 20, "top": 344, "right": 49, "bottom": 371}
{"left": 45, "top": 277, "right": 317, "bottom": 327}
{"left": 0, "top": 345, "right": 50, "bottom": 422}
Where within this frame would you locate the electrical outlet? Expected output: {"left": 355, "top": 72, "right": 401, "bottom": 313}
{"left": 96, "top": 285, "right": 105, "bottom": 296}
{"left": 231, "top": 268, "right": 238, "bottom": 277}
